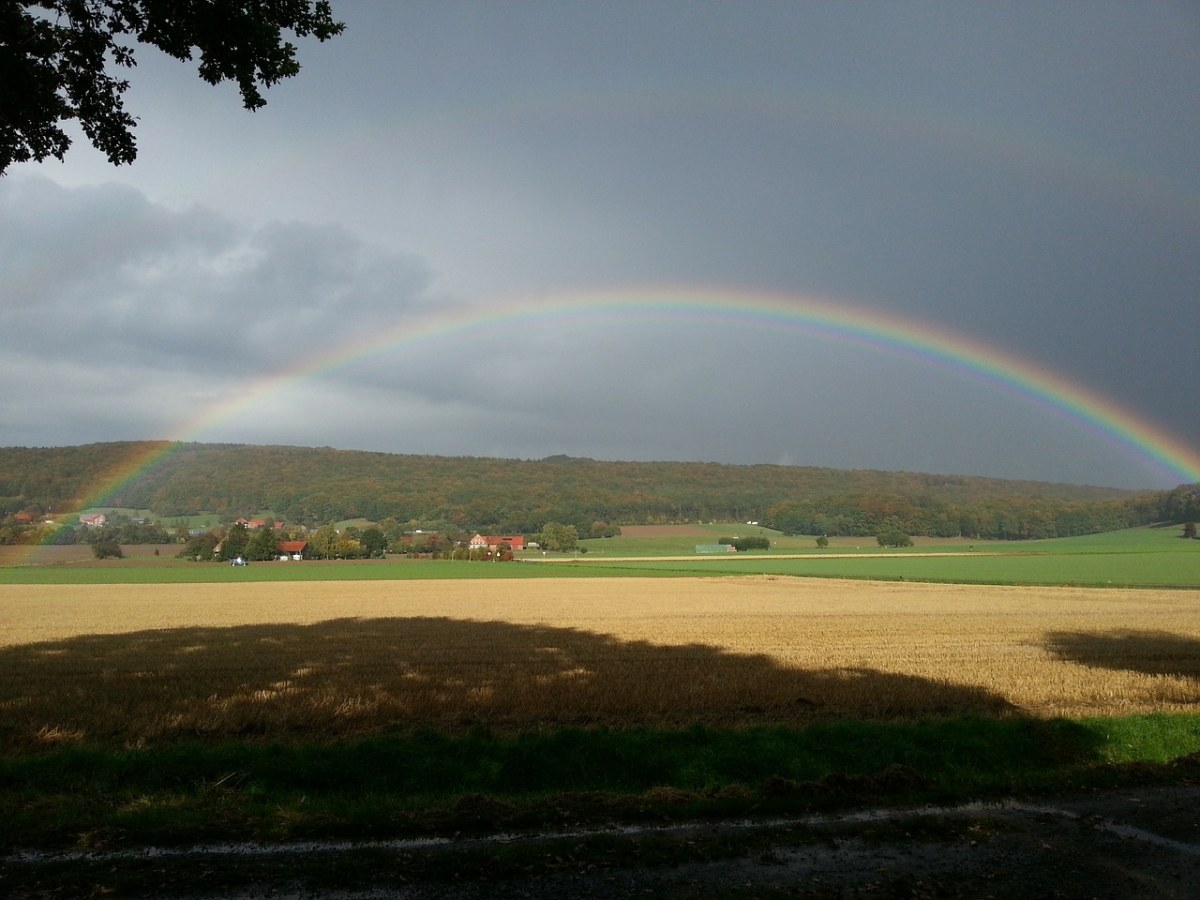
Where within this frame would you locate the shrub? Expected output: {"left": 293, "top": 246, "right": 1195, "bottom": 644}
{"left": 92, "top": 539, "right": 123, "bottom": 559}
{"left": 877, "top": 528, "right": 913, "bottom": 548}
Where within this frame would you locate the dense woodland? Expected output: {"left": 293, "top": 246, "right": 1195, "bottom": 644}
{"left": 1, "top": 442, "right": 1196, "bottom": 544}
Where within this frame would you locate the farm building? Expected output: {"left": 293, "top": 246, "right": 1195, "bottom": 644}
{"left": 276, "top": 540, "right": 308, "bottom": 560}
{"left": 469, "top": 534, "right": 525, "bottom": 552}
{"left": 238, "top": 518, "right": 284, "bottom": 529}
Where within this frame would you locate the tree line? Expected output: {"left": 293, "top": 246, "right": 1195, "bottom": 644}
{"left": 0, "top": 442, "right": 1194, "bottom": 545}
{"left": 761, "top": 490, "right": 1166, "bottom": 541}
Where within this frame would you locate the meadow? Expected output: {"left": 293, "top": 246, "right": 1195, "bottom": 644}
{"left": 570, "top": 524, "right": 1200, "bottom": 588}
{"left": 3, "top": 524, "right": 1197, "bottom": 588}
{"left": 565, "top": 550, "right": 1200, "bottom": 587}
{"left": 590, "top": 522, "right": 1194, "bottom": 556}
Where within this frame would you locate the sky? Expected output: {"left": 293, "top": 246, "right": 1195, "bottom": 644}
{"left": 3, "top": 1, "right": 1198, "bottom": 490}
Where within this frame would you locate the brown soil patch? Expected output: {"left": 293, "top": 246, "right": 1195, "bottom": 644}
{"left": 0, "top": 544, "right": 182, "bottom": 567}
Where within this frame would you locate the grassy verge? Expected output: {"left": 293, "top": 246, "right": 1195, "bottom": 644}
{"left": 5, "top": 713, "right": 1199, "bottom": 852}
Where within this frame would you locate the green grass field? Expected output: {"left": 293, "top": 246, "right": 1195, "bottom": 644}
{"left": 576, "top": 524, "right": 1200, "bottom": 588}
{"left": 564, "top": 525, "right": 1200, "bottom": 588}
{"left": 75, "top": 507, "right": 228, "bottom": 530}
{"left": 0, "top": 556, "right": 655, "bottom": 585}
{"left": 583, "top": 523, "right": 1191, "bottom": 557}
{"left": 563, "top": 551, "right": 1198, "bottom": 588}
{"left": 3, "top": 524, "right": 1197, "bottom": 587}
{"left": 582, "top": 523, "right": 793, "bottom": 556}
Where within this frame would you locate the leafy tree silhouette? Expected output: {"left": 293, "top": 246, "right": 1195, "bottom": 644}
{"left": 1, "top": 1, "right": 344, "bottom": 173}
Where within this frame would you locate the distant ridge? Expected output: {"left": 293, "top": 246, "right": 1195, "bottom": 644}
{"left": 0, "top": 441, "right": 1171, "bottom": 540}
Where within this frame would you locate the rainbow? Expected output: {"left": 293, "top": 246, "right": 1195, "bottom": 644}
{"left": 33, "top": 286, "right": 1200, "bottom": 542}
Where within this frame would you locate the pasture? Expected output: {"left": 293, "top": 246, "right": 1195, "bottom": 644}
{"left": 3, "top": 524, "right": 1198, "bottom": 588}
{"left": 564, "top": 548, "right": 1200, "bottom": 587}
{"left": 2, "top": 576, "right": 1198, "bottom": 752}
{"left": 576, "top": 524, "right": 1200, "bottom": 587}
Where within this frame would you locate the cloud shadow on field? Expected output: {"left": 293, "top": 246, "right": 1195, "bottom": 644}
{"left": 1045, "top": 630, "right": 1200, "bottom": 679}
{"left": 0, "top": 617, "right": 1016, "bottom": 751}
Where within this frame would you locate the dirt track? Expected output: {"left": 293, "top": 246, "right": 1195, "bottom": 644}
{"left": 6, "top": 785, "right": 1199, "bottom": 898}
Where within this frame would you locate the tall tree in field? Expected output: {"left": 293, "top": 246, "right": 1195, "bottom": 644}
{"left": 178, "top": 529, "right": 219, "bottom": 561}
{"left": 244, "top": 523, "right": 277, "bottom": 561}
{"left": 1, "top": 0, "right": 344, "bottom": 173}
{"left": 876, "top": 522, "right": 913, "bottom": 548}
{"left": 359, "top": 526, "right": 387, "bottom": 558}
{"left": 310, "top": 523, "right": 339, "bottom": 559}
{"left": 539, "top": 521, "right": 578, "bottom": 553}
{"left": 218, "top": 522, "right": 249, "bottom": 561}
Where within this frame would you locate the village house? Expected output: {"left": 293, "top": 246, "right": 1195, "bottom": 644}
{"left": 468, "top": 533, "right": 525, "bottom": 553}
{"left": 79, "top": 513, "right": 107, "bottom": 527}
{"left": 237, "top": 518, "right": 284, "bottom": 530}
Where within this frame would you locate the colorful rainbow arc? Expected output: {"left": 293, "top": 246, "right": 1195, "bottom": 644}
{"left": 47, "top": 286, "right": 1200, "bottom": 528}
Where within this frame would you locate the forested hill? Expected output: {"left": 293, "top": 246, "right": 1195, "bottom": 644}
{"left": 1, "top": 442, "right": 1192, "bottom": 540}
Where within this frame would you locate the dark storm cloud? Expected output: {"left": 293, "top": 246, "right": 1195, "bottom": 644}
{"left": 0, "top": 177, "right": 433, "bottom": 374}
{"left": 0, "top": 178, "right": 438, "bottom": 445}
{"left": 4, "top": 3, "right": 1197, "bottom": 487}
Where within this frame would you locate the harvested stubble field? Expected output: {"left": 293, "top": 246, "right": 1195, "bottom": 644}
{"left": 1, "top": 576, "right": 1198, "bottom": 752}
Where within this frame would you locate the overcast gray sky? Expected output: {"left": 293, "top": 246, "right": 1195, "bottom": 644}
{"left": 3, "top": 1, "right": 1198, "bottom": 489}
